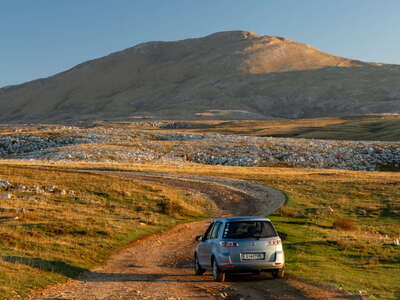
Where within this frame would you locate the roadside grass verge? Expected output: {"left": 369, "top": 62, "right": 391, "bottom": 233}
{"left": 0, "top": 164, "right": 213, "bottom": 299}
{"left": 187, "top": 166, "right": 399, "bottom": 299}
{"left": 36, "top": 161, "right": 400, "bottom": 300}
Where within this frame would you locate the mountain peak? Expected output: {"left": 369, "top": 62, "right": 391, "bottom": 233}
{"left": 204, "top": 30, "right": 262, "bottom": 40}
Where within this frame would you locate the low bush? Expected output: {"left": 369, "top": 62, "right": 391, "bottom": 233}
{"left": 279, "top": 206, "right": 299, "bottom": 217}
{"left": 333, "top": 217, "right": 358, "bottom": 231}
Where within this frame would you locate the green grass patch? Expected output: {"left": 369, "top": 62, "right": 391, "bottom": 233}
{"left": 113, "top": 164, "right": 400, "bottom": 299}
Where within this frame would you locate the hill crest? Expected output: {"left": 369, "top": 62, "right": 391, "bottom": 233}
{"left": 0, "top": 30, "right": 399, "bottom": 123}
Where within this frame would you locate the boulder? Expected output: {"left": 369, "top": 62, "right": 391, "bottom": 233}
{"left": 0, "top": 193, "right": 12, "bottom": 199}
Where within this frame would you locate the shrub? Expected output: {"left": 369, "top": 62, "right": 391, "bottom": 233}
{"left": 367, "top": 256, "right": 380, "bottom": 266}
{"left": 158, "top": 199, "right": 183, "bottom": 216}
{"left": 279, "top": 206, "right": 300, "bottom": 217}
{"left": 333, "top": 217, "right": 358, "bottom": 231}
{"left": 337, "top": 240, "right": 352, "bottom": 251}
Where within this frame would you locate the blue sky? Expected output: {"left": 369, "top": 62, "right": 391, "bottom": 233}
{"left": 1, "top": 0, "right": 399, "bottom": 87}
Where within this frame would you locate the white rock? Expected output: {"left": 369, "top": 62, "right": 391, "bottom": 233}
{"left": 0, "top": 193, "right": 12, "bottom": 199}
{"left": 45, "top": 185, "right": 56, "bottom": 191}
{"left": 0, "top": 180, "right": 11, "bottom": 188}
{"left": 56, "top": 190, "right": 67, "bottom": 195}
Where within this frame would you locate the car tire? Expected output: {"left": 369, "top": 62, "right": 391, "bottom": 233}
{"left": 272, "top": 268, "right": 285, "bottom": 279}
{"left": 194, "top": 254, "right": 205, "bottom": 275}
{"left": 212, "top": 259, "right": 225, "bottom": 282}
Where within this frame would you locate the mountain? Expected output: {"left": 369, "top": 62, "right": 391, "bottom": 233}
{"left": 1, "top": 30, "right": 400, "bottom": 123}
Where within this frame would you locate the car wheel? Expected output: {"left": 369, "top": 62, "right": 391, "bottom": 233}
{"left": 272, "top": 268, "right": 285, "bottom": 279}
{"left": 194, "top": 254, "right": 205, "bottom": 275}
{"left": 212, "top": 259, "right": 225, "bottom": 282}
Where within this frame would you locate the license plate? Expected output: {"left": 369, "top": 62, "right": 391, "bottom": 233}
{"left": 240, "top": 252, "right": 265, "bottom": 260}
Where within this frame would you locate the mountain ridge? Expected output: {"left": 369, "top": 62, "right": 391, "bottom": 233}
{"left": 1, "top": 30, "right": 400, "bottom": 123}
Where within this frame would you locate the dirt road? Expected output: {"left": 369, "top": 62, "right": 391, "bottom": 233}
{"left": 29, "top": 172, "right": 354, "bottom": 300}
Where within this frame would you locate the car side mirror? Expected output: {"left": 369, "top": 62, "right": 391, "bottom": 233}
{"left": 278, "top": 231, "right": 287, "bottom": 241}
{"left": 195, "top": 235, "right": 204, "bottom": 242}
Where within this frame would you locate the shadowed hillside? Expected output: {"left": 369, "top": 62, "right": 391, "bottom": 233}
{"left": 1, "top": 30, "right": 400, "bottom": 123}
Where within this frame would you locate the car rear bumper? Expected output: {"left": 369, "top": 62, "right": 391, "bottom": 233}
{"left": 216, "top": 251, "right": 284, "bottom": 272}
{"left": 219, "top": 262, "right": 284, "bottom": 272}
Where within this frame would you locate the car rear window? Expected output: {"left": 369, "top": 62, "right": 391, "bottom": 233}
{"left": 223, "top": 221, "right": 277, "bottom": 239}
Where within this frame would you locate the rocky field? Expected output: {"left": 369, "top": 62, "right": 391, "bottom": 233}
{"left": 1, "top": 123, "right": 399, "bottom": 171}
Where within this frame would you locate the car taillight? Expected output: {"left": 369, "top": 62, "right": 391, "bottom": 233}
{"left": 220, "top": 241, "right": 239, "bottom": 247}
{"left": 268, "top": 240, "right": 281, "bottom": 245}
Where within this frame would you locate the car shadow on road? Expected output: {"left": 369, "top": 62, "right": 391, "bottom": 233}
{"left": 227, "top": 273, "right": 275, "bottom": 282}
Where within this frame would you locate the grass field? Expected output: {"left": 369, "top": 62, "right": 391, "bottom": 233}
{"left": 0, "top": 161, "right": 399, "bottom": 299}
{"left": 130, "top": 114, "right": 400, "bottom": 141}
{"left": 0, "top": 164, "right": 212, "bottom": 299}
{"left": 47, "top": 161, "right": 399, "bottom": 300}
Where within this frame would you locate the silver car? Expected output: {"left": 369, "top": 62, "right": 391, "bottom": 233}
{"left": 194, "top": 216, "right": 285, "bottom": 282}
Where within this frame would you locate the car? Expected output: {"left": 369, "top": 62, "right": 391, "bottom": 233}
{"left": 194, "top": 216, "right": 285, "bottom": 282}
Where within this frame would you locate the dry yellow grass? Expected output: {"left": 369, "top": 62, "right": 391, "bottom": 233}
{"left": 129, "top": 114, "right": 400, "bottom": 141}
{"left": 0, "top": 163, "right": 212, "bottom": 299}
